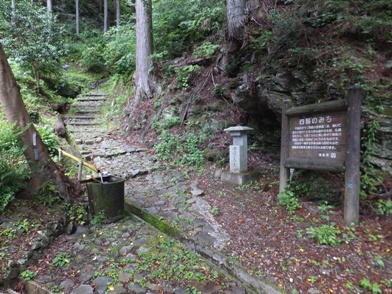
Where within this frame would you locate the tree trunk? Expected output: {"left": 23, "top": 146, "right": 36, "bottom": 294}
{"left": 103, "top": 0, "right": 108, "bottom": 33}
{"left": 226, "top": 0, "right": 248, "bottom": 53}
{"left": 75, "top": 0, "right": 80, "bottom": 35}
{"left": 127, "top": 0, "right": 154, "bottom": 131}
{"left": 135, "top": 0, "right": 153, "bottom": 99}
{"left": 0, "top": 44, "right": 81, "bottom": 201}
{"left": 116, "top": 0, "right": 121, "bottom": 29}
{"left": 47, "top": 0, "right": 52, "bottom": 14}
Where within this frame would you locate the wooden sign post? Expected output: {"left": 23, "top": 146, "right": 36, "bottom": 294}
{"left": 279, "top": 86, "right": 362, "bottom": 225}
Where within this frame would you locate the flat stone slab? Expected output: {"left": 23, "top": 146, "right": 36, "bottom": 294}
{"left": 224, "top": 126, "right": 253, "bottom": 132}
{"left": 220, "top": 170, "right": 259, "bottom": 186}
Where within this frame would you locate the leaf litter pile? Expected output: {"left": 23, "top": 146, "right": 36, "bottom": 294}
{"left": 200, "top": 152, "right": 392, "bottom": 294}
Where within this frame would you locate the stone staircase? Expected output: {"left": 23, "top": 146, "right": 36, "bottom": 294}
{"left": 65, "top": 92, "right": 108, "bottom": 161}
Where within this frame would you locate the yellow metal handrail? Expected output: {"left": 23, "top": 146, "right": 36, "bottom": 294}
{"left": 58, "top": 149, "right": 100, "bottom": 173}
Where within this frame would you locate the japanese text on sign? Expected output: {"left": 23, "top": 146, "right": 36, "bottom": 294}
{"left": 289, "top": 111, "right": 347, "bottom": 160}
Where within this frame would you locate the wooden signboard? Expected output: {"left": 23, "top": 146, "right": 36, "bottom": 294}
{"left": 279, "top": 86, "right": 362, "bottom": 225}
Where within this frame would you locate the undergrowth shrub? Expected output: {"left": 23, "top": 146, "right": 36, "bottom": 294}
{"left": 154, "top": 130, "right": 205, "bottom": 168}
{"left": 153, "top": 0, "right": 225, "bottom": 60}
{"left": 79, "top": 41, "right": 106, "bottom": 72}
{"left": 306, "top": 222, "right": 342, "bottom": 246}
{"left": 291, "top": 170, "right": 340, "bottom": 204}
{"left": 277, "top": 184, "right": 301, "bottom": 214}
{"left": 0, "top": 121, "right": 29, "bottom": 211}
{"left": 36, "top": 125, "right": 60, "bottom": 157}
{"left": 360, "top": 120, "right": 382, "bottom": 201}
{"left": 104, "top": 24, "right": 136, "bottom": 76}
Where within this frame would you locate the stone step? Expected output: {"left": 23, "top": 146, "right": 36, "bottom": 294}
{"left": 66, "top": 121, "right": 100, "bottom": 126}
{"left": 72, "top": 102, "right": 104, "bottom": 107}
{"left": 65, "top": 115, "right": 96, "bottom": 119}
{"left": 80, "top": 93, "right": 108, "bottom": 97}
{"left": 75, "top": 111, "right": 101, "bottom": 115}
{"left": 76, "top": 97, "right": 107, "bottom": 101}
{"left": 68, "top": 129, "right": 103, "bottom": 133}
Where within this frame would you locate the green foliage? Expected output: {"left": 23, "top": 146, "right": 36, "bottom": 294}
{"left": 0, "top": 228, "right": 16, "bottom": 239}
{"left": 250, "top": 30, "right": 273, "bottom": 53}
{"left": 360, "top": 278, "right": 382, "bottom": 294}
{"left": 186, "top": 286, "right": 202, "bottom": 294}
{"left": 360, "top": 120, "right": 381, "bottom": 200}
{"left": 104, "top": 24, "right": 136, "bottom": 76}
{"left": 374, "top": 255, "right": 385, "bottom": 269}
{"left": 0, "top": 120, "right": 29, "bottom": 211}
{"left": 91, "top": 211, "right": 106, "bottom": 226}
{"left": 278, "top": 185, "right": 301, "bottom": 214}
{"left": 175, "top": 65, "right": 201, "bottom": 90}
{"left": 36, "top": 125, "right": 59, "bottom": 157}
{"left": 267, "top": 8, "right": 304, "bottom": 54}
{"left": 134, "top": 235, "right": 221, "bottom": 288}
{"left": 68, "top": 204, "right": 87, "bottom": 226}
{"left": 154, "top": 130, "right": 205, "bottom": 167}
{"left": 325, "top": 0, "right": 392, "bottom": 42}
{"left": 0, "top": 1, "right": 67, "bottom": 85}
{"left": 15, "top": 219, "right": 30, "bottom": 234}
{"left": 20, "top": 270, "right": 36, "bottom": 281}
{"left": 153, "top": 0, "right": 225, "bottom": 59}
{"left": 317, "top": 201, "right": 335, "bottom": 221}
{"left": 79, "top": 43, "right": 106, "bottom": 72}
{"left": 36, "top": 182, "right": 61, "bottom": 207}
{"left": 210, "top": 206, "right": 219, "bottom": 216}
{"left": 291, "top": 171, "right": 339, "bottom": 204}
{"left": 52, "top": 253, "right": 71, "bottom": 267}
{"left": 376, "top": 200, "right": 392, "bottom": 216}
{"left": 166, "top": 117, "right": 181, "bottom": 128}
{"left": 306, "top": 223, "right": 341, "bottom": 246}
{"left": 193, "top": 42, "right": 219, "bottom": 59}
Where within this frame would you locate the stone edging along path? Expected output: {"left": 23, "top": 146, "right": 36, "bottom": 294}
{"left": 26, "top": 90, "right": 281, "bottom": 294}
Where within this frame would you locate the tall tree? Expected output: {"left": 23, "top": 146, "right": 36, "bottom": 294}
{"left": 76, "top": 0, "right": 80, "bottom": 35}
{"left": 104, "top": 0, "right": 108, "bottom": 32}
{"left": 47, "top": 0, "right": 52, "bottom": 14}
{"left": 0, "top": 1, "right": 66, "bottom": 88}
{"left": 0, "top": 44, "right": 80, "bottom": 200}
{"left": 116, "top": 0, "right": 121, "bottom": 29}
{"left": 135, "top": 0, "right": 153, "bottom": 99}
{"left": 127, "top": 0, "right": 154, "bottom": 131}
{"left": 226, "top": 0, "right": 248, "bottom": 54}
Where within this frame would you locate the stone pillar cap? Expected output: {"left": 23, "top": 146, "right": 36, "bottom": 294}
{"left": 224, "top": 126, "right": 253, "bottom": 132}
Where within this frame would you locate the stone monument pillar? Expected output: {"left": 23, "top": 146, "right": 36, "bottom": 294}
{"left": 221, "top": 126, "right": 258, "bottom": 185}
{"left": 225, "top": 126, "right": 252, "bottom": 173}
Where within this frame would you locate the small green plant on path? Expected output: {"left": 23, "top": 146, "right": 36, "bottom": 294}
{"left": 307, "top": 275, "right": 317, "bottom": 283}
{"left": 317, "top": 201, "right": 334, "bottom": 221}
{"left": 346, "top": 280, "right": 355, "bottom": 291}
{"left": 0, "top": 228, "right": 16, "bottom": 239}
{"left": 374, "top": 255, "right": 385, "bottom": 269}
{"left": 278, "top": 184, "right": 300, "bottom": 214}
{"left": 211, "top": 206, "right": 219, "bottom": 216}
{"left": 306, "top": 223, "right": 341, "bottom": 246}
{"left": 376, "top": 199, "right": 392, "bottom": 215}
{"left": 52, "top": 253, "right": 71, "bottom": 267}
{"left": 15, "top": 219, "right": 30, "bottom": 234}
{"left": 91, "top": 211, "right": 106, "bottom": 226}
{"left": 360, "top": 278, "right": 382, "bottom": 294}
{"left": 133, "top": 235, "right": 227, "bottom": 290}
{"left": 68, "top": 204, "right": 87, "bottom": 226}
{"left": 186, "top": 285, "right": 202, "bottom": 294}
{"left": 20, "top": 270, "right": 36, "bottom": 281}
